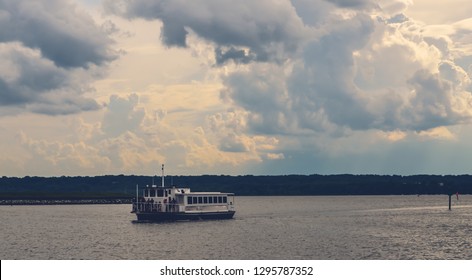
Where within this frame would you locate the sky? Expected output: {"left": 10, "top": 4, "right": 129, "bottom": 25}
{"left": 2, "top": 0, "right": 472, "bottom": 176}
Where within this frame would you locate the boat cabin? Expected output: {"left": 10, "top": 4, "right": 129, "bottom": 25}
{"left": 133, "top": 184, "right": 235, "bottom": 214}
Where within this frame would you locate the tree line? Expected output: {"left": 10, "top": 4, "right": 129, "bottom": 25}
{"left": 1, "top": 174, "right": 472, "bottom": 199}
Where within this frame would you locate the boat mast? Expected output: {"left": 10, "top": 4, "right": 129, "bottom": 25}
{"left": 161, "top": 164, "right": 165, "bottom": 188}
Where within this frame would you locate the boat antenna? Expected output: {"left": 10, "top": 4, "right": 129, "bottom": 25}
{"left": 161, "top": 164, "right": 165, "bottom": 188}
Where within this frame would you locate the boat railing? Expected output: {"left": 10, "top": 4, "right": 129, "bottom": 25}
{"left": 132, "top": 202, "right": 180, "bottom": 213}
{"left": 132, "top": 201, "right": 233, "bottom": 213}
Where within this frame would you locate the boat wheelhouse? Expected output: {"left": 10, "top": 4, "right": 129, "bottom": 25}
{"left": 131, "top": 165, "right": 235, "bottom": 222}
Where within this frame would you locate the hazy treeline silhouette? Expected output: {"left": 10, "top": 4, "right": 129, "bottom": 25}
{"left": 1, "top": 174, "right": 471, "bottom": 199}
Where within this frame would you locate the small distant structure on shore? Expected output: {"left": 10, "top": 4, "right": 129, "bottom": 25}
{"left": 439, "top": 182, "right": 459, "bottom": 211}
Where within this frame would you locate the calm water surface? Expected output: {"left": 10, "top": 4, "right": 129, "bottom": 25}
{"left": 1, "top": 196, "right": 471, "bottom": 259}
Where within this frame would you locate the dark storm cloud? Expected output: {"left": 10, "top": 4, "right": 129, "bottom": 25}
{"left": 28, "top": 96, "right": 101, "bottom": 115}
{"left": 326, "top": 0, "right": 375, "bottom": 9}
{"left": 105, "top": 0, "right": 309, "bottom": 64}
{"left": 0, "top": 0, "right": 117, "bottom": 115}
{"left": 0, "top": 43, "right": 67, "bottom": 105}
{"left": 215, "top": 47, "right": 256, "bottom": 65}
{"left": 0, "top": 0, "right": 116, "bottom": 68}
{"left": 290, "top": 13, "right": 376, "bottom": 131}
{"left": 405, "top": 70, "right": 458, "bottom": 131}
{"left": 222, "top": 13, "right": 377, "bottom": 134}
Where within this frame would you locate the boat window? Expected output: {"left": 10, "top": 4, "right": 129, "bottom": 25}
{"left": 203, "top": 197, "right": 208, "bottom": 204}
{"left": 187, "top": 197, "right": 192, "bottom": 204}
{"left": 223, "top": 196, "right": 227, "bottom": 203}
{"left": 198, "top": 197, "right": 203, "bottom": 204}
{"left": 145, "top": 189, "right": 149, "bottom": 197}
{"left": 208, "top": 197, "right": 213, "bottom": 203}
{"left": 214, "top": 196, "right": 218, "bottom": 203}
{"left": 193, "top": 197, "right": 198, "bottom": 204}
{"left": 218, "top": 196, "right": 223, "bottom": 203}
{"left": 150, "top": 189, "right": 156, "bottom": 197}
{"left": 157, "top": 189, "right": 164, "bottom": 197}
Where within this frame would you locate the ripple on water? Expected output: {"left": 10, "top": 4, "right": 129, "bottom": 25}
{"left": 1, "top": 196, "right": 471, "bottom": 259}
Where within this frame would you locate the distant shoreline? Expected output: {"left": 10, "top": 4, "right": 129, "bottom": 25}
{"left": 2, "top": 174, "right": 471, "bottom": 198}
{"left": 0, "top": 198, "right": 132, "bottom": 205}
{"left": 1, "top": 194, "right": 466, "bottom": 206}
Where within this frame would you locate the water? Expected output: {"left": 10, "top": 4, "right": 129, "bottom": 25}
{"left": 1, "top": 195, "right": 471, "bottom": 259}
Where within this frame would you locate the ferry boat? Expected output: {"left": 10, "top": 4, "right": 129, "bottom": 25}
{"left": 131, "top": 165, "right": 235, "bottom": 222}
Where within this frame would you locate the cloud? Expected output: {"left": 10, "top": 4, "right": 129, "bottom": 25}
{"left": 221, "top": 2, "right": 472, "bottom": 134}
{"left": 104, "top": 0, "right": 309, "bottom": 64}
{"left": 215, "top": 46, "right": 256, "bottom": 65}
{"left": 0, "top": 42, "right": 67, "bottom": 105}
{"left": 417, "top": 126, "right": 455, "bottom": 140}
{"left": 218, "top": 133, "right": 251, "bottom": 153}
{"left": 106, "top": 0, "right": 472, "bottom": 135}
{"left": 18, "top": 130, "right": 111, "bottom": 174}
{"left": 102, "top": 93, "right": 145, "bottom": 137}
{"left": 100, "top": 0, "right": 472, "bottom": 176}
{"left": 0, "top": 0, "right": 116, "bottom": 68}
{"left": 0, "top": 0, "right": 117, "bottom": 115}
{"left": 327, "top": 0, "right": 376, "bottom": 9}
{"left": 221, "top": 63, "right": 294, "bottom": 134}
{"left": 15, "top": 0, "right": 456, "bottom": 176}
{"left": 0, "top": 42, "right": 101, "bottom": 114}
